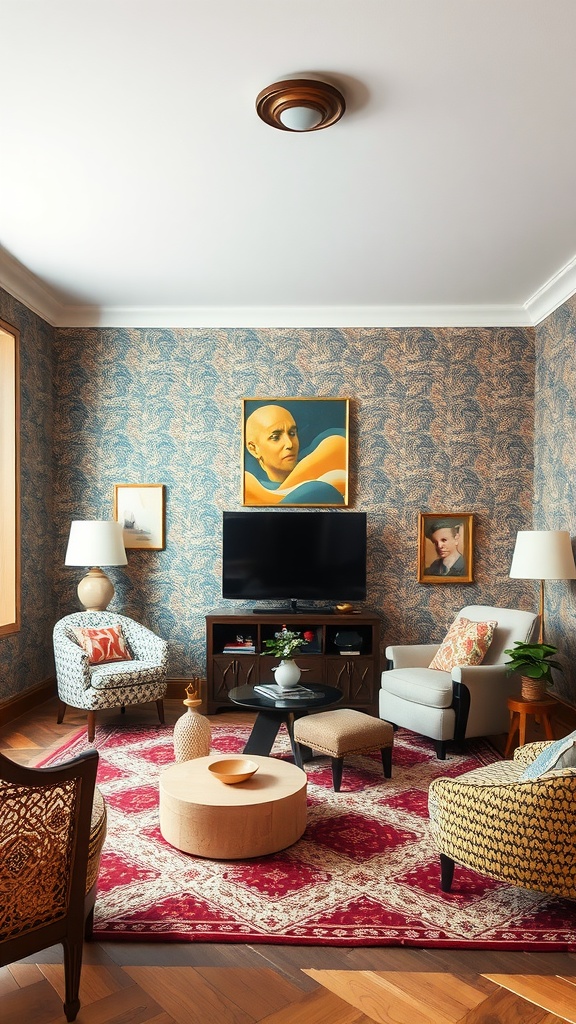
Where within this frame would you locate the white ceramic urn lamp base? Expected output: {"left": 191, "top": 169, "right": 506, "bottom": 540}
{"left": 77, "top": 567, "right": 115, "bottom": 612}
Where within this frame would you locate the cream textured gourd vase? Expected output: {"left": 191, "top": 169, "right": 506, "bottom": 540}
{"left": 273, "top": 659, "right": 301, "bottom": 690}
{"left": 173, "top": 680, "right": 211, "bottom": 763}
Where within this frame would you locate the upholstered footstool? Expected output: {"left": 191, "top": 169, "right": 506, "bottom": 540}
{"left": 293, "top": 708, "right": 393, "bottom": 791}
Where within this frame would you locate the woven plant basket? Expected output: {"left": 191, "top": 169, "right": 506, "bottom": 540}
{"left": 521, "top": 676, "right": 548, "bottom": 702}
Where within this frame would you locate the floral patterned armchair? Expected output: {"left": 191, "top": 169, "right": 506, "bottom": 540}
{"left": 53, "top": 611, "right": 168, "bottom": 741}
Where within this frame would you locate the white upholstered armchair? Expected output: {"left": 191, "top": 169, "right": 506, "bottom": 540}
{"left": 54, "top": 611, "right": 168, "bottom": 741}
{"left": 380, "top": 605, "right": 539, "bottom": 758}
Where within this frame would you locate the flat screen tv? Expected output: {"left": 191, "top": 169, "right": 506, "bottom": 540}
{"left": 222, "top": 510, "right": 367, "bottom": 611}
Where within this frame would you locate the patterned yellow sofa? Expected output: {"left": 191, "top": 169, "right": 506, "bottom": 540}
{"left": 428, "top": 739, "right": 576, "bottom": 900}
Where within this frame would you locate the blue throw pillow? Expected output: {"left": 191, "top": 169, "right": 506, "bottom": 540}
{"left": 520, "top": 730, "right": 576, "bottom": 780}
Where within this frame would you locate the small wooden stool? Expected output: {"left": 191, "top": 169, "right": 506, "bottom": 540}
{"left": 293, "top": 708, "right": 393, "bottom": 792}
{"left": 504, "top": 696, "right": 556, "bottom": 757}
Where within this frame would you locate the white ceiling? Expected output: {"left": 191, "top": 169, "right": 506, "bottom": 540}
{"left": 1, "top": 0, "right": 576, "bottom": 328}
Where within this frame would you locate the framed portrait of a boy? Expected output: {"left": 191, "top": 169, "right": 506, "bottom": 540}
{"left": 242, "top": 397, "right": 349, "bottom": 507}
{"left": 418, "top": 512, "right": 474, "bottom": 584}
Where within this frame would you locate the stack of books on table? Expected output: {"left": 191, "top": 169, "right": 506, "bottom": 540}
{"left": 254, "top": 683, "right": 321, "bottom": 700}
{"left": 222, "top": 640, "right": 256, "bottom": 654}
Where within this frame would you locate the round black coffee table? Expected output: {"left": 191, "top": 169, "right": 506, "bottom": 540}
{"left": 228, "top": 683, "right": 343, "bottom": 761}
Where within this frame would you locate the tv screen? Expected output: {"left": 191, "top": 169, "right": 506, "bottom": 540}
{"left": 222, "top": 510, "right": 367, "bottom": 609}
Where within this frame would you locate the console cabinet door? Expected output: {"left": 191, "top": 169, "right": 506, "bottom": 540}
{"left": 212, "top": 656, "right": 257, "bottom": 703}
{"left": 325, "top": 657, "right": 374, "bottom": 707}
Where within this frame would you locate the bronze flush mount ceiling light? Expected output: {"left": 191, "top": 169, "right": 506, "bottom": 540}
{"left": 256, "top": 78, "right": 346, "bottom": 132}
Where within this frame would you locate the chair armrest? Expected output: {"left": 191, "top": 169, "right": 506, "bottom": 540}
{"left": 124, "top": 622, "right": 168, "bottom": 666}
{"left": 53, "top": 633, "right": 92, "bottom": 689}
{"left": 385, "top": 644, "right": 440, "bottom": 669}
{"left": 513, "top": 740, "right": 554, "bottom": 767}
{"left": 450, "top": 663, "right": 520, "bottom": 738}
{"left": 451, "top": 663, "right": 508, "bottom": 685}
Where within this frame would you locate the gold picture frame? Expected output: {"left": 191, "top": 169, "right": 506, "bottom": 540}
{"left": 242, "top": 397, "right": 349, "bottom": 507}
{"left": 418, "top": 512, "right": 474, "bottom": 583}
{"left": 113, "top": 484, "right": 165, "bottom": 550}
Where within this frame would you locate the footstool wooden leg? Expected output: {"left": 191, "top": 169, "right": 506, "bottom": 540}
{"left": 331, "top": 757, "right": 344, "bottom": 792}
{"left": 381, "top": 747, "right": 392, "bottom": 779}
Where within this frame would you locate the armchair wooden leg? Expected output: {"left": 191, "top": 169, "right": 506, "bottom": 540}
{"left": 440, "top": 853, "right": 455, "bottom": 892}
{"left": 156, "top": 698, "right": 165, "bottom": 725}
{"left": 57, "top": 698, "right": 67, "bottom": 724}
{"left": 87, "top": 711, "right": 96, "bottom": 743}
{"left": 435, "top": 740, "right": 447, "bottom": 759}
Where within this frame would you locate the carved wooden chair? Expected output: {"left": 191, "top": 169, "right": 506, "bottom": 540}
{"left": 0, "top": 749, "right": 107, "bottom": 1021}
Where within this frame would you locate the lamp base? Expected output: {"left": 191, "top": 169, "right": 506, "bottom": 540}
{"left": 77, "top": 567, "right": 114, "bottom": 611}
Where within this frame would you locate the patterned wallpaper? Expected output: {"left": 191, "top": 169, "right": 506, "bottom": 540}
{"left": 4, "top": 288, "right": 575, "bottom": 709}
{"left": 48, "top": 325, "right": 536, "bottom": 683}
{"left": 534, "top": 294, "right": 576, "bottom": 706}
{"left": 0, "top": 287, "right": 56, "bottom": 698}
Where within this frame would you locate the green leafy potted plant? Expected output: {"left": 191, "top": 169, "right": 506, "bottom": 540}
{"left": 504, "top": 640, "right": 562, "bottom": 701}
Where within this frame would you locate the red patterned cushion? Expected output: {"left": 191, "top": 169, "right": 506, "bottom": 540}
{"left": 73, "top": 625, "right": 133, "bottom": 665}
{"left": 428, "top": 616, "right": 497, "bottom": 672}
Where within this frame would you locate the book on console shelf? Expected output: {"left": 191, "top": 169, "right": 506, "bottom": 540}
{"left": 339, "top": 650, "right": 361, "bottom": 655}
{"left": 254, "top": 683, "right": 321, "bottom": 700}
{"left": 222, "top": 642, "right": 256, "bottom": 653}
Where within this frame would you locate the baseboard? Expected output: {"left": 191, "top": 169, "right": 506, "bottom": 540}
{"left": 0, "top": 677, "right": 56, "bottom": 727}
{"left": 167, "top": 677, "right": 208, "bottom": 714}
{"left": 553, "top": 694, "right": 576, "bottom": 735}
{"left": 0, "top": 676, "right": 208, "bottom": 726}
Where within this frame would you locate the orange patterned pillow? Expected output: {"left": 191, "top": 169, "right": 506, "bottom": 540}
{"left": 73, "top": 624, "right": 133, "bottom": 665}
{"left": 428, "top": 617, "right": 497, "bottom": 672}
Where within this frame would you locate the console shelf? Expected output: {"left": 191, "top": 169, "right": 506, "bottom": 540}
{"left": 206, "top": 608, "right": 381, "bottom": 715}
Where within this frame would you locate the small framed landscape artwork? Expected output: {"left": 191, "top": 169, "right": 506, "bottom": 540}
{"left": 113, "top": 484, "right": 165, "bottom": 550}
{"left": 242, "top": 397, "right": 350, "bottom": 507}
{"left": 417, "top": 512, "right": 474, "bottom": 583}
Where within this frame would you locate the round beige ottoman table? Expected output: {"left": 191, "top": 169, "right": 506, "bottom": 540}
{"left": 159, "top": 754, "right": 307, "bottom": 859}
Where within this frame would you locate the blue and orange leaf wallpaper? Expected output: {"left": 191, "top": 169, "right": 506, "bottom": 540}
{"left": 1, "top": 283, "right": 576, "bottom": 710}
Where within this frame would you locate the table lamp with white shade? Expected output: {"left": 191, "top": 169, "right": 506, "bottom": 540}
{"left": 65, "top": 520, "right": 128, "bottom": 611}
{"left": 509, "top": 529, "right": 576, "bottom": 643}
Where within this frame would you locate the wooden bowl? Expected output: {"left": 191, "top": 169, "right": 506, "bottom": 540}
{"left": 208, "top": 757, "right": 259, "bottom": 784}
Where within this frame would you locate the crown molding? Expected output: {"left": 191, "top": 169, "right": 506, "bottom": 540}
{"left": 0, "top": 247, "right": 64, "bottom": 326}
{"left": 524, "top": 254, "right": 576, "bottom": 325}
{"left": 54, "top": 303, "right": 530, "bottom": 329}
{"left": 2, "top": 244, "right": 570, "bottom": 329}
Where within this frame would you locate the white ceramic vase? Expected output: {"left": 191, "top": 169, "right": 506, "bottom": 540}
{"left": 273, "top": 659, "right": 301, "bottom": 690}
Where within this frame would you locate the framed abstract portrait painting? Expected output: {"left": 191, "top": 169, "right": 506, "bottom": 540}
{"left": 242, "top": 397, "right": 349, "bottom": 507}
{"left": 417, "top": 512, "right": 474, "bottom": 583}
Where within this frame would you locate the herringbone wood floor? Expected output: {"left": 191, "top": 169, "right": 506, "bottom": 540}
{"left": 1, "top": 699, "right": 575, "bottom": 1024}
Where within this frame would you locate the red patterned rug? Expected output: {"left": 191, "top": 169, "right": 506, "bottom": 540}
{"left": 41, "top": 722, "right": 576, "bottom": 949}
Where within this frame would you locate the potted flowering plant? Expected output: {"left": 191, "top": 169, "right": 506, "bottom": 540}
{"left": 261, "top": 626, "right": 314, "bottom": 659}
{"left": 261, "top": 626, "right": 315, "bottom": 689}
